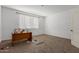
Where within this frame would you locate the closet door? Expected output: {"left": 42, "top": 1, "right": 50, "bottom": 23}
{"left": 71, "top": 10, "right": 79, "bottom": 48}
{"left": 0, "top": 6, "right": 2, "bottom": 42}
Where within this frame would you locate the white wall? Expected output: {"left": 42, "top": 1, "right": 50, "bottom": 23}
{"left": 0, "top": 6, "right": 2, "bottom": 42}
{"left": 2, "top": 7, "right": 19, "bottom": 40}
{"left": 2, "top": 6, "right": 79, "bottom": 41}
{"left": 1, "top": 7, "right": 45, "bottom": 40}
{"left": 45, "top": 10, "right": 73, "bottom": 39}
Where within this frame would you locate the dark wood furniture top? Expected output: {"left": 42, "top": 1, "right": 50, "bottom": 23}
{"left": 12, "top": 32, "right": 32, "bottom": 46}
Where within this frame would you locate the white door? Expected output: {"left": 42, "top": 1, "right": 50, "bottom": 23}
{"left": 0, "top": 6, "right": 2, "bottom": 42}
{"left": 71, "top": 9, "right": 79, "bottom": 48}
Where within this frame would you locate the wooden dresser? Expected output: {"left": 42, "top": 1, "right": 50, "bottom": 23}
{"left": 12, "top": 32, "right": 32, "bottom": 46}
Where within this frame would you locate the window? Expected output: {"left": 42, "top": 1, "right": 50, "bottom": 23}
{"left": 19, "top": 14, "right": 39, "bottom": 29}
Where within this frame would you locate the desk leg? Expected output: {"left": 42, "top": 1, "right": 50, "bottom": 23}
{"left": 28, "top": 38, "right": 32, "bottom": 41}
{"left": 12, "top": 42, "right": 14, "bottom": 46}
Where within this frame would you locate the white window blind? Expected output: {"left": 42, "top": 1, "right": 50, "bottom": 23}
{"left": 33, "top": 17, "right": 39, "bottom": 28}
{"left": 19, "top": 14, "right": 39, "bottom": 29}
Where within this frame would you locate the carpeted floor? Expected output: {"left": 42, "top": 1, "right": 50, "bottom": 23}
{"left": 0, "top": 34, "right": 79, "bottom": 53}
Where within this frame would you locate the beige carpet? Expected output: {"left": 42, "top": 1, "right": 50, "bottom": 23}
{"left": 0, "top": 34, "right": 79, "bottom": 53}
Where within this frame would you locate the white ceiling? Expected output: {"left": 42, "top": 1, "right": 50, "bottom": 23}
{"left": 3, "top": 5, "right": 79, "bottom": 16}
{"left": 22, "top": 5, "right": 79, "bottom": 12}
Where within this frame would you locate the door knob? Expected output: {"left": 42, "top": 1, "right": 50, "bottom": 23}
{"left": 70, "top": 29, "right": 73, "bottom": 32}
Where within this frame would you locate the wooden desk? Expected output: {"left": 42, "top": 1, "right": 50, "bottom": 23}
{"left": 12, "top": 32, "right": 32, "bottom": 46}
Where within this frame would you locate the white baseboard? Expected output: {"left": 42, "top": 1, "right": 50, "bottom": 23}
{"left": 0, "top": 39, "right": 1, "bottom": 43}
{"left": 45, "top": 33, "right": 71, "bottom": 40}
{"left": 71, "top": 40, "right": 79, "bottom": 48}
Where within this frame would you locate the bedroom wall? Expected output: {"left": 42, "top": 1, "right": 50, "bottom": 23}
{"left": 1, "top": 7, "right": 45, "bottom": 40}
{"left": 1, "top": 7, "right": 19, "bottom": 40}
{"left": 45, "top": 10, "right": 73, "bottom": 39}
{"left": 2, "top": 6, "right": 77, "bottom": 40}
